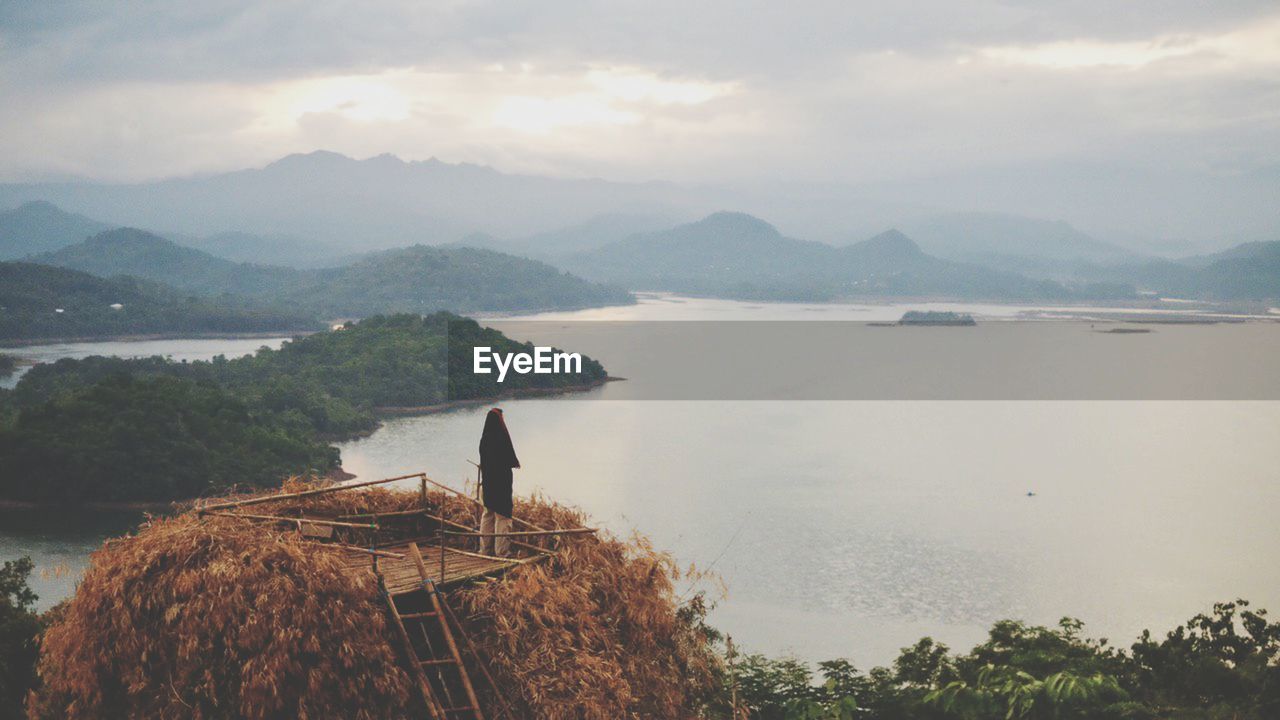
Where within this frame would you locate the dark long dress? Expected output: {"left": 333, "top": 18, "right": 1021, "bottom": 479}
{"left": 479, "top": 409, "right": 520, "bottom": 516}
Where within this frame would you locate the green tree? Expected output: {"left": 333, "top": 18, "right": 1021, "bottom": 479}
{"left": 0, "top": 557, "right": 39, "bottom": 720}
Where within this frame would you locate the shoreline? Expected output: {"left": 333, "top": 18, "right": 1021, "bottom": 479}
{"left": 373, "top": 376, "right": 621, "bottom": 416}
{"left": 0, "top": 329, "right": 315, "bottom": 349}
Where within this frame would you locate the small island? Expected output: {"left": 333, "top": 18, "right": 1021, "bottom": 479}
{"left": 898, "top": 310, "right": 977, "bottom": 326}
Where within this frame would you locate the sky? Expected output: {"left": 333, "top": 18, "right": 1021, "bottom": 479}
{"left": 1, "top": 1, "right": 1278, "bottom": 245}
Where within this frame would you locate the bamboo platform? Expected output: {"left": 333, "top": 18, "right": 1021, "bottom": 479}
{"left": 196, "top": 471, "right": 596, "bottom": 720}
{"left": 340, "top": 541, "right": 524, "bottom": 595}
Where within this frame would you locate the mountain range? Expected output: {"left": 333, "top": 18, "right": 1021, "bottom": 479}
{"left": 25, "top": 226, "right": 632, "bottom": 316}
{"left": 2, "top": 178, "right": 1276, "bottom": 305}
{"left": 0, "top": 151, "right": 704, "bottom": 253}
{"left": 559, "top": 212, "right": 1131, "bottom": 301}
{"left": 0, "top": 150, "right": 1192, "bottom": 265}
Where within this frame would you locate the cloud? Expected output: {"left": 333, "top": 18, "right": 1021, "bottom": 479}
{"left": 0, "top": 2, "right": 1277, "bottom": 243}
{"left": 975, "top": 15, "right": 1280, "bottom": 69}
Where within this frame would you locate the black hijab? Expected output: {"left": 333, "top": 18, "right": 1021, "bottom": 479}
{"left": 479, "top": 408, "right": 520, "bottom": 470}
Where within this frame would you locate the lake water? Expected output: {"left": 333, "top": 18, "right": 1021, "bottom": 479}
{"left": 4, "top": 299, "right": 1279, "bottom": 667}
{"left": 1, "top": 336, "right": 291, "bottom": 389}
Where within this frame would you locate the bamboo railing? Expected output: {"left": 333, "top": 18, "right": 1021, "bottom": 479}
{"left": 198, "top": 470, "right": 597, "bottom": 580}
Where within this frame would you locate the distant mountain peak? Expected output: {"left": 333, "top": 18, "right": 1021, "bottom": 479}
{"left": 8, "top": 199, "right": 97, "bottom": 221}
{"left": 695, "top": 211, "right": 781, "bottom": 236}
{"left": 265, "top": 150, "right": 357, "bottom": 170}
{"left": 366, "top": 152, "right": 405, "bottom": 165}
{"left": 86, "top": 227, "right": 171, "bottom": 247}
{"left": 0, "top": 200, "right": 111, "bottom": 260}
{"left": 14, "top": 199, "right": 62, "bottom": 213}
{"left": 855, "top": 229, "right": 924, "bottom": 255}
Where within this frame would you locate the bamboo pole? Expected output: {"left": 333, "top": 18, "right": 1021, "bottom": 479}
{"left": 420, "top": 474, "right": 548, "bottom": 534}
{"left": 371, "top": 513, "right": 379, "bottom": 575}
{"left": 337, "top": 508, "right": 433, "bottom": 520}
{"left": 408, "top": 542, "right": 433, "bottom": 583}
{"left": 439, "top": 598, "right": 518, "bottom": 720}
{"left": 197, "top": 473, "right": 426, "bottom": 513}
{"left": 206, "top": 511, "right": 377, "bottom": 530}
{"left": 439, "top": 545, "right": 515, "bottom": 563}
{"left": 431, "top": 590, "right": 486, "bottom": 720}
{"left": 467, "top": 460, "right": 483, "bottom": 527}
{"left": 438, "top": 523, "right": 446, "bottom": 584}
{"left": 443, "top": 527, "right": 597, "bottom": 539}
{"left": 334, "top": 544, "right": 405, "bottom": 559}
{"left": 381, "top": 579, "right": 445, "bottom": 720}
{"left": 391, "top": 513, "right": 550, "bottom": 556}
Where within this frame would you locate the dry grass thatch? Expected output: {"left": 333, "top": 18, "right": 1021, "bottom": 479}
{"left": 29, "top": 479, "right": 718, "bottom": 719}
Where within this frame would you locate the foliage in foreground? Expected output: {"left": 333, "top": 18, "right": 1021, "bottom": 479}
{"left": 0, "top": 558, "right": 39, "bottom": 720}
{"left": 713, "top": 601, "right": 1280, "bottom": 720}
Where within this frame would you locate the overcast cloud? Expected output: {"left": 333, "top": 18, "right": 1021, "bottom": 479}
{"left": 1, "top": 1, "right": 1278, "bottom": 245}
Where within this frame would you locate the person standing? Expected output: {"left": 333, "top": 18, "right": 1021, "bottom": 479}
{"left": 478, "top": 407, "right": 520, "bottom": 557}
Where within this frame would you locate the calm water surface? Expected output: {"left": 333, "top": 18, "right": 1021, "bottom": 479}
{"left": 4, "top": 301, "right": 1279, "bottom": 667}
{"left": 1, "top": 336, "right": 290, "bottom": 388}
{"left": 337, "top": 399, "right": 1280, "bottom": 665}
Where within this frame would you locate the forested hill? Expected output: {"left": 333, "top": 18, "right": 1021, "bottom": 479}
{"left": 31, "top": 227, "right": 299, "bottom": 296}
{"left": 0, "top": 314, "right": 607, "bottom": 503}
{"left": 0, "top": 262, "right": 320, "bottom": 342}
{"left": 292, "top": 245, "right": 632, "bottom": 315}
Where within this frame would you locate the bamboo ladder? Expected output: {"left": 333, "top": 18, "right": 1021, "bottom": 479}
{"left": 383, "top": 542, "right": 487, "bottom": 720}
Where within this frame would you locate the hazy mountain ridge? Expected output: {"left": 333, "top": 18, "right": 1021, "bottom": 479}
{"left": 896, "top": 211, "right": 1140, "bottom": 281}
{"left": 289, "top": 244, "right": 633, "bottom": 316}
{"left": 31, "top": 228, "right": 301, "bottom": 296}
{"left": 562, "top": 212, "right": 833, "bottom": 288}
{"left": 0, "top": 151, "right": 1165, "bottom": 266}
{"left": 465, "top": 212, "right": 686, "bottom": 260}
{"left": 1111, "top": 241, "right": 1280, "bottom": 300}
{"left": 190, "top": 230, "right": 348, "bottom": 269}
{"left": 562, "top": 212, "right": 1128, "bottom": 301}
{"left": 0, "top": 201, "right": 110, "bottom": 260}
{"left": 3, "top": 174, "right": 1277, "bottom": 303}
{"left": 20, "top": 222, "right": 634, "bottom": 317}
{"left": 0, "top": 151, "right": 708, "bottom": 252}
